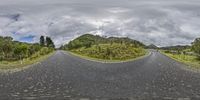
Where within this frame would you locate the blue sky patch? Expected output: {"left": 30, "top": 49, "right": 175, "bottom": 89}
{"left": 19, "top": 35, "right": 35, "bottom": 43}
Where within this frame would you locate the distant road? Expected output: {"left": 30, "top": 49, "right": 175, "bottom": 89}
{"left": 0, "top": 50, "right": 200, "bottom": 100}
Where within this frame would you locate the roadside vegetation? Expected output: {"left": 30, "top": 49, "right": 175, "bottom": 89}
{"left": 161, "top": 38, "right": 200, "bottom": 68}
{"left": 0, "top": 36, "right": 55, "bottom": 69}
{"left": 61, "top": 34, "right": 146, "bottom": 61}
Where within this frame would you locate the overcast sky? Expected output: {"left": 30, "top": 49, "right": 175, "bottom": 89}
{"left": 0, "top": 0, "right": 200, "bottom": 47}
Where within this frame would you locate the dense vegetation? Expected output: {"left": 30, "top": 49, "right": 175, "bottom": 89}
{"left": 62, "top": 34, "right": 145, "bottom": 50}
{"left": 161, "top": 37, "right": 200, "bottom": 68}
{"left": 160, "top": 38, "right": 199, "bottom": 59}
{"left": 0, "top": 36, "right": 55, "bottom": 62}
{"left": 161, "top": 45, "right": 191, "bottom": 55}
{"left": 62, "top": 34, "right": 146, "bottom": 61}
{"left": 160, "top": 45, "right": 191, "bottom": 51}
{"left": 192, "top": 38, "right": 200, "bottom": 59}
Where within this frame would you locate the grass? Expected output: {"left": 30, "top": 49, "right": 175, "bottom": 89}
{"left": 67, "top": 50, "right": 149, "bottom": 63}
{"left": 68, "top": 43, "right": 148, "bottom": 63}
{"left": 0, "top": 51, "right": 55, "bottom": 70}
{"left": 161, "top": 51, "right": 200, "bottom": 69}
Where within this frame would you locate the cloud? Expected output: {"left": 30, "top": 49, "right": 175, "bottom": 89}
{"left": 0, "top": 0, "right": 200, "bottom": 47}
{"left": 107, "top": 7, "right": 130, "bottom": 13}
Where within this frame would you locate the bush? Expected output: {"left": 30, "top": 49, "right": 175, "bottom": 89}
{"left": 192, "top": 38, "right": 200, "bottom": 59}
{"left": 39, "top": 47, "right": 53, "bottom": 55}
{"left": 164, "top": 50, "right": 170, "bottom": 53}
{"left": 71, "top": 43, "right": 146, "bottom": 60}
{"left": 0, "top": 36, "right": 55, "bottom": 62}
{"left": 30, "top": 47, "right": 54, "bottom": 60}
{"left": 14, "top": 44, "right": 28, "bottom": 58}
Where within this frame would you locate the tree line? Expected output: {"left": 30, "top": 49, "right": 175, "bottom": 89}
{"left": 40, "top": 36, "right": 55, "bottom": 48}
{"left": 62, "top": 34, "right": 200, "bottom": 60}
{"left": 61, "top": 34, "right": 145, "bottom": 50}
{"left": 192, "top": 38, "right": 200, "bottom": 59}
{"left": 161, "top": 37, "right": 200, "bottom": 60}
{"left": 60, "top": 34, "right": 146, "bottom": 60}
{"left": 0, "top": 36, "right": 55, "bottom": 61}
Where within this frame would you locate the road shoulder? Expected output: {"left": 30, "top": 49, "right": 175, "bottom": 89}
{"left": 0, "top": 51, "right": 55, "bottom": 74}
{"left": 160, "top": 51, "right": 200, "bottom": 73}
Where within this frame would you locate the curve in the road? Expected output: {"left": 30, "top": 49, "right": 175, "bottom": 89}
{"left": 0, "top": 50, "right": 200, "bottom": 100}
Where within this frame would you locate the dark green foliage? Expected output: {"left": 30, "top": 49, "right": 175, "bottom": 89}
{"left": 39, "top": 47, "right": 53, "bottom": 55}
{"left": 64, "top": 34, "right": 146, "bottom": 60}
{"left": 46, "top": 37, "right": 55, "bottom": 48}
{"left": 162, "top": 45, "right": 192, "bottom": 56}
{"left": 14, "top": 44, "right": 28, "bottom": 59}
{"left": 64, "top": 34, "right": 145, "bottom": 50}
{"left": 0, "top": 36, "right": 13, "bottom": 59}
{"left": 0, "top": 36, "right": 54, "bottom": 61}
{"left": 161, "top": 45, "right": 190, "bottom": 51}
{"left": 72, "top": 44, "right": 146, "bottom": 60}
{"left": 28, "top": 43, "right": 41, "bottom": 56}
{"left": 2, "top": 41, "right": 12, "bottom": 57}
{"left": 67, "top": 34, "right": 96, "bottom": 50}
{"left": 192, "top": 38, "right": 200, "bottom": 59}
{"left": 40, "top": 36, "right": 45, "bottom": 46}
{"left": 40, "top": 36, "right": 55, "bottom": 48}
{"left": 161, "top": 42, "right": 199, "bottom": 59}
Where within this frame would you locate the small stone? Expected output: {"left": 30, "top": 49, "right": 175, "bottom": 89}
{"left": 24, "top": 90, "right": 28, "bottom": 92}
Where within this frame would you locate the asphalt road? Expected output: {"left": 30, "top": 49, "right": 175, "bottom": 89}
{"left": 0, "top": 50, "right": 200, "bottom": 100}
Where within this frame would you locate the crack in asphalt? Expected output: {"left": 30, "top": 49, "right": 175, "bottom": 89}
{"left": 0, "top": 50, "right": 200, "bottom": 100}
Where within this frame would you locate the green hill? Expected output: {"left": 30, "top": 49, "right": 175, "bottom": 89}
{"left": 65, "top": 34, "right": 145, "bottom": 50}
{"left": 63, "top": 34, "right": 146, "bottom": 61}
{"left": 146, "top": 44, "right": 158, "bottom": 49}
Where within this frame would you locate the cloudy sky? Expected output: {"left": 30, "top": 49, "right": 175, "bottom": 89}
{"left": 0, "top": 0, "right": 200, "bottom": 47}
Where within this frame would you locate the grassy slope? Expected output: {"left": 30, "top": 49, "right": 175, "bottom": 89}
{"left": 68, "top": 50, "right": 149, "bottom": 63}
{"left": 161, "top": 51, "right": 200, "bottom": 69}
{"left": 70, "top": 43, "right": 147, "bottom": 62}
{"left": 0, "top": 51, "right": 55, "bottom": 70}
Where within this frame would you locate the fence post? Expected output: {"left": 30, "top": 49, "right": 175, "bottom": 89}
{"left": 20, "top": 55, "right": 23, "bottom": 64}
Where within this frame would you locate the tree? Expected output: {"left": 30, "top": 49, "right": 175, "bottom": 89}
{"left": 14, "top": 44, "right": 28, "bottom": 59}
{"left": 192, "top": 38, "right": 200, "bottom": 59}
{"left": 106, "top": 48, "right": 111, "bottom": 56}
{"left": 67, "top": 41, "right": 73, "bottom": 50}
{"left": 46, "top": 37, "right": 55, "bottom": 48}
{"left": 0, "top": 37, "right": 4, "bottom": 53}
{"left": 4, "top": 36, "right": 13, "bottom": 41}
{"left": 2, "top": 38, "right": 12, "bottom": 58}
{"left": 40, "top": 36, "right": 45, "bottom": 46}
{"left": 0, "top": 35, "right": 55, "bottom": 61}
{"left": 85, "top": 41, "right": 92, "bottom": 48}
{"left": 28, "top": 43, "right": 41, "bottom": 56}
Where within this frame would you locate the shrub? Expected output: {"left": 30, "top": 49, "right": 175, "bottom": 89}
{"left": 192, "top": 38, "right": 200, "bottom": 59}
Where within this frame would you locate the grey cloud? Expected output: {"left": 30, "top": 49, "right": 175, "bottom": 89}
{"left": 0, "top": 0, "right": 200, "bottom": 47}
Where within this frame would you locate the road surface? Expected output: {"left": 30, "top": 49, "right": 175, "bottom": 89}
{"left": 0, "top": 50, "right": 200, "bottom": 100}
